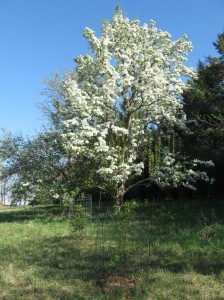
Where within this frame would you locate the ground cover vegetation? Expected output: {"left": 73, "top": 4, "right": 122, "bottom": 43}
{"left": 0, "top": 201, "right": 224, "bottom": 299}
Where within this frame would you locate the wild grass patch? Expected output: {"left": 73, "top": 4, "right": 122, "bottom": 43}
{"left": 0, "top": 201, "right": 224, "bottom": 299}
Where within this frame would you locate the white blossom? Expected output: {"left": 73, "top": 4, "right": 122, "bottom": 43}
{"left": 58, "top": 8, "right": 212, "bottom": 196}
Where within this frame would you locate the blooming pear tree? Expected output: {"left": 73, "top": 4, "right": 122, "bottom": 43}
{"left": 58, "top": 7, "right": 212, "bottom": 205}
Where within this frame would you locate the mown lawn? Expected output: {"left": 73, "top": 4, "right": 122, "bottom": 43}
{"left": 0, "top": 200, "right": 224, "bottom": 299}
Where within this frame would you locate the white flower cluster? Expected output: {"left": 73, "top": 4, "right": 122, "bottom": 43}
{"left": 21, "top": 182, "right": 30, "bottom": 187}
{"left": 60, "top": 9, "right": 197, "bottom": 189}
{"left": 151, "top": 151, "right": 213, "bottom": 190}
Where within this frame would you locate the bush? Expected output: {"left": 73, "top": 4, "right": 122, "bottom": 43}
{"left": 70, "top": 205, "right": 89, "bottom": 239}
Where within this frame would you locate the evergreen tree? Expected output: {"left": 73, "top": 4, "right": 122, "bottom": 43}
{"left": 183, "top": 32, "right": 224, "bottom": 196}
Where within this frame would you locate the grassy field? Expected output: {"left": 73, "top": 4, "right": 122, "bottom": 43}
{"left": 0, "top": 200, "right": 224, "bottom": 299}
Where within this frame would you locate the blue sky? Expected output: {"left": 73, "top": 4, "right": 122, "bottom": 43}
{"left": 0, "top": 0, "right": 223, "bottom": 135}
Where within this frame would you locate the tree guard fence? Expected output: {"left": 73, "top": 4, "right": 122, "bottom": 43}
{"left": 75, "top": 194, "right": 93, "bottom": 216}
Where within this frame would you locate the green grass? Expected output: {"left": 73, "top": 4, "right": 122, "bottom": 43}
{"left": 0, "top": 200, "right": 224, "bottom": 299}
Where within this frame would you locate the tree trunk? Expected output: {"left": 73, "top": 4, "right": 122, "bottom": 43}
{"left": 98, "top": 191, "right": 102, "bottom": 209}
{"left": 115, "top": 183, "right": 126, "bottom": 208}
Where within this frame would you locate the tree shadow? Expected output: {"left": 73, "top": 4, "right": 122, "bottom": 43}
{"left": 0, "top": 205, "right": 63, "bottom": 223}
{"left": 1, "top": 200, "right": 224, "bottom": 299}
{"left": 1, "top": 234, "right": 105, "bottom": 299}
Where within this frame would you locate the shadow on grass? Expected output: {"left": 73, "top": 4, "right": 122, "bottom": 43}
{"left": 1, "top": 235, "right": 105, "bottom": 299}
{"left": 28, "top": 235, "right": 116, "bottom": 281}
{"left": 10, "top": 233, "right": 223, "bottom": 298}
{"left": 7, "top": 287, "right": 89, "bottom": 300}
{"left": 1, "top": 200, "right": 224, "bottom": 299}
{"left": 141, "top": 247, "right": 224, "bottom": 276}
{"left": 0, "top": 205, "right": 63, "bottom": 223}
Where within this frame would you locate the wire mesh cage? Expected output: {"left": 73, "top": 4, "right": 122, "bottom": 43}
{"left": 75, "top": 194, "right": 93, "bottom": 216}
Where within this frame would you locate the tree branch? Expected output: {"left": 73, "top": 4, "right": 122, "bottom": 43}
{"left": 125, "top": 177, "right": 152, "bottom": 194}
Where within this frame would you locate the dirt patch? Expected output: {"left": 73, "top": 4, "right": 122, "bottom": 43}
{"left": 100, "top": 275, "right": 135, "bottom": 292}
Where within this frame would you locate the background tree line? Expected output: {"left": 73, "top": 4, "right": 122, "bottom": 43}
{"left": 182, "top": 32, "right": 224, "bottom": 199}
